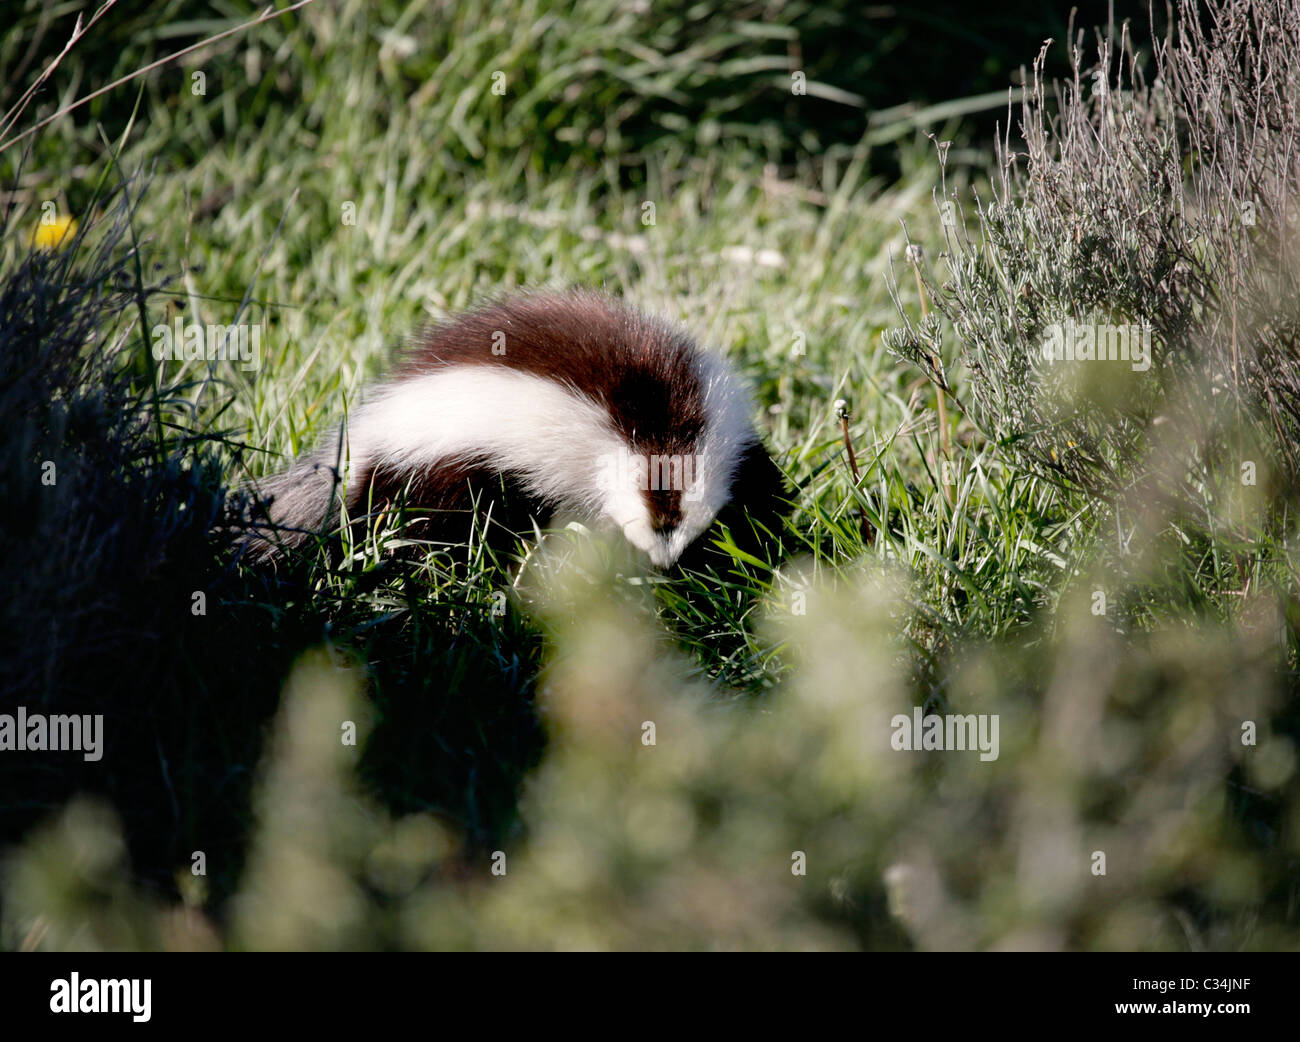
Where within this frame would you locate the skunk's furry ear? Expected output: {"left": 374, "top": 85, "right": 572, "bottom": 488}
{"left": 675, "top": 442, "right": 791, "bottom": 573}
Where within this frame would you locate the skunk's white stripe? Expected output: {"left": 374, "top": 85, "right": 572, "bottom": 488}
{"left": 356, "top": 369, "right": 619, "bottom": 507}
{"left": 340, "top": 367, "right": 669, "bottom": 559}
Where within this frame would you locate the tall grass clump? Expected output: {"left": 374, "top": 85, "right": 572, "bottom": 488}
{"left": 0, "top": 179, "right": 224, "bottom": 699}
{"left": 0, "top": 175, "right": 338, "bottom": 902}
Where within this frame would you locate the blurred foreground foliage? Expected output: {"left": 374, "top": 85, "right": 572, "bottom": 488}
{"left": 4, "top": 533, "right": 1298, "bottom": 950}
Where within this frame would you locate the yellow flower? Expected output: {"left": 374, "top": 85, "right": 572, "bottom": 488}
{"left": 29, "top": 215, "right": 77, "bottom": 250}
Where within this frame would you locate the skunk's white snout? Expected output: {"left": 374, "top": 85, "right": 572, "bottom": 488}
{"left": 647, "top": 538, "right": 677, "bottom": 570}
{"left": 620, "top": 516, "right": 678, "bottom": 569}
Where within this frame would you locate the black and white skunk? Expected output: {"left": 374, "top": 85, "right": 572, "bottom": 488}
{"left": 242, "top": 289, "right": 786, "bottom": 568}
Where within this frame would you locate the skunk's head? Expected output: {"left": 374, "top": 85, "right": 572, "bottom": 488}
{"left": 603, "top": 449, "right": 731, "bottom": 568}
{"left": 577, "top": 323, "right": 781, "bottom": 569}
{"left": 608, "top": 440, "right": 789, "bottom": 570}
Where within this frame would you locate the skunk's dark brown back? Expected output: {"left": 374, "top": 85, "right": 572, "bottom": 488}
{"left": 400, "top": 290, "right": 708, "bottom": 457}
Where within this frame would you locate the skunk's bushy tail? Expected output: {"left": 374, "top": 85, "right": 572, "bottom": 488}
{"left": 238, "top": 440, "right": 346, "bottom": 562}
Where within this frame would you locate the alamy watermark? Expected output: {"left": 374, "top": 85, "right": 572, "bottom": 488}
{"left": 1037, "top": 317, "right": 1153, "bottom": 372}
{"left": 595, "top": 451, "right": 705, "bottom": 502}
{"left": 0, "top": 707, "right": 103, "bottom": 761}
{"left": 151, "top": 317, "right": 261, "bottom": 371}
{"left": 891, "top": 707, "right": 999, "bottom": 762}
{"left": 50, "top": 974, "right": 150, "bottom": 1022}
